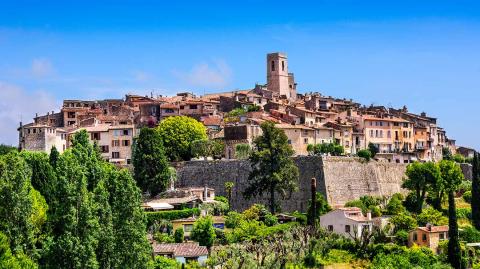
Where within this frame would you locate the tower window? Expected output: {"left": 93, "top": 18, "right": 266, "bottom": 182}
{"left": 271, "top": 61, "right": 275, "bottom": 71}
{"left": 282, "top": 61, "right": 285, "bottom": 71}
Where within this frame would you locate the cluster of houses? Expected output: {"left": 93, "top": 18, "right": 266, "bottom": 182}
{"left": 17, "top": 52, "right": 474, "bottom": 165}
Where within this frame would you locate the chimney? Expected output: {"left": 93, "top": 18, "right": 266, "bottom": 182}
{"left": 426, "top": 223, "right": 432, "bottom": 231}
{"left": 366, "top": 211, "right": 372, "bottom": 221}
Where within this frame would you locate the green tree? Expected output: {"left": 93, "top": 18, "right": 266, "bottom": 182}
{"left": 472, "top": 152, "right": 480, "bottom": 229}
{"left": 49, "top": 146, "right": 60, "bottom": 169}
{"left": 0, "top": 144, "right": 17, "bottom": 156}
{"left": 191, "top": 216, "right": 216, "bottom": 249}
{"left": 439, "top": 160, "right": 463, "bottom": 269}
{"left": 357, "top": 149, "right": 372, "bottom": 161}
{"left": 391, "top": 213, "right": 417, "bottom": 233}
{"left": 243, "top": 121, "right": 299, "bottom": 214}
{"left": 442, "top": 147, "right": 453, "bottom": 160}
{"left": 109, "top": 169, "right": 153, "bottom": 268}
{"left": 132, "top": 127, "right": 171, "bottom": 197}
{"left": 0, "top": 152, "right": 43, "bottom": 258}
{"left": 191, "top": 139, "right": 225, "bottom": 160}
{"left": 386, "top": 194, "right": 406, "bottom": 215}
{"left": 157, "top": 116, "right": 207, "bottom": 161}
{"left": 417, "top": 207, "right": 448, "bottom": 226}
{"left": 0, "top": 232, "right": 38, "bottom": 269}
{"left": 402, "top": 162, "right": 441, "bottom": 213}
{"left": 21, "top": 151, "right": 56, "bottom": 204}
{"left": 368, "top": 143, "right": 379, "bottom": 158}
{"left": 307, "top": 193, "right": 331, "bottom": 225}
{"left": 174, "top": 228, "right": 184, "bottom": 243}
{"left": 224, "top": 181, "right": 234, "bottom": 210}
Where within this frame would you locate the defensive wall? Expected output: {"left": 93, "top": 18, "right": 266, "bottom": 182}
{"left": 175, "top": 156, "right": 471, "bottom": 212}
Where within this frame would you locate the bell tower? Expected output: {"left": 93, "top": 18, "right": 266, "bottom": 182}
{"left": 267, "top": 52, "right": 296, "bottom": 100}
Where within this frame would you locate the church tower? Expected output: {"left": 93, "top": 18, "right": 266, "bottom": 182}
{"left": 267, "top": 52, "right": 296, "bottom": 100}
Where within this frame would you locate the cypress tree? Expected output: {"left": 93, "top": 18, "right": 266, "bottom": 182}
{"left": 472, "top": 152, "right": 480, "bottom": 229}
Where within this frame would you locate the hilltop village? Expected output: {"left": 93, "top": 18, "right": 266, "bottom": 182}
{"left": 5, "top": 52, "right": 479, "bottom": 269}
{"left": 18, "top": 52, "right": 473, "bottom": 164}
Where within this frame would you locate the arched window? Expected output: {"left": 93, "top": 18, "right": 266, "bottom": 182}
{"left": 271, "top": 60, "right": 275, "bottom": 71}
{"left": 282, "top": 61, "right": 285, "bottom": 71}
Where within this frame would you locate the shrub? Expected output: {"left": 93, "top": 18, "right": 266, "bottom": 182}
{"left": 456, "top": 208, "right": 472, "bottom": 220}
{"left": 369, "top": 206, "right": 382, "bottom": 218}
{"left": 291, "top": 211, "right": 307, "bottom": 225}
{"left": 145, "top": 208, "right": 200, "bottom": 227}
{"left": 242, "top": 204, "right": 268, "bottom": 221}
{"left": 154, "top": 256, "right": 178, "bottom": 269}
{"left": 463, "top": 191, "right": 472, "bottom": 203}
{"left": 357, "top": 149, "right": 372, "bottom": 161}
{"left": 214, "top": 195, "right": 228, "bottom": 204}
{"left": 417, "top": 207, "right": 448, "bottom": 226}
{"left": 386, "top": 195, "right": 406, "bottom": 215}
{"left": 174, "top": 228, "right": 184, "bottom": 243}
{"left": 460, "top": 226, "right": 480, "bottom": 243}
{"left": 226, "top": 220, "right": 265, "bottom": 243}
{"left": 390, "top": 213, "right": 417, "bottom": 233}
{"left": 317, "top": 249, "right": 355, "bottom": 266}
{"left": 225, "top": 211, "right": 244, "bottom": 229}
{"left": 154, "top": 232, "right": 174, "bottom": 243}
{"left": 214, "top": 228, "right": 228, "bottom": 245}
{"left": 263, "top": 213, "right": 278, "bottom": 227}
{"left": 191, "top": 216, "right": 216, "bottom": 248}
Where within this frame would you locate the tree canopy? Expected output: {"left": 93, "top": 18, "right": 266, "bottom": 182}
{"left": 244, "top": 121, "right": 299, "bottom": 214}
{"left": 157, "top": 116, "right": 207, "bottom": 161}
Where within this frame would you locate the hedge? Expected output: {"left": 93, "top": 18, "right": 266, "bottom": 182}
{"left": 145, "top": 208, "right": 200, "bottom": 227}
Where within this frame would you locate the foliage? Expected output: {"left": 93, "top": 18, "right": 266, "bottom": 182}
{"left": 157, "top": 116, "right": 207, "bottom": 161}
{"left": 235, "top": 143, "right": 251, "bottom": 159}
{"left": 453, "top": 154, "right": 467, "bottom": 163}
{"left": 132, "top": 127, "right": 171, "bottom": 197}
{"left": 456, "top": 208, "right": 472, "bottom": 220}
{"left": 460, "top": 226, "right": 480, "bottom": 243}
{"left": 472, "top": 152, "right": 480, "bottom": 229}
{"left": 154, "top": 232, "right": 174, "bottom": 243}
{"left": 307, "top": 193, "right": 332, "bottom": 224}
{"left": 368, "top": 143, "right": 379, "bottom": 158}
{"left": 344, "top": 195, "right": 381, "bottom": 215}
{"left": 0, "top": 152, "right": 43, "bottom": 258}
{"left": 442, "top": 147, "right": 453, "bottom": 160}
{"left": 227, "top": 108, "right": 247, "bottom": 117}
{"left": 145, "top": 208, "right": 200, "bottom": 227}
{"left": 21, "top": 151, "right": 56, "bottom": 204}
{"left": 214, "top": 195, "right": 228, "bottom": 204}
{"left": 357, "top": 149, "right": 372, "bottom": 161}
{"left": 316, "top": 249, "right": 355, "bottom": 266}
{"left": 244, "top": 121, "right": 299, "bottom": 213}
{"left": 386, "top": 194, "right": 406, "bottom": 215}
{"left": 224, "top": 181, "right": 234, "bottom": 210}
{"left": 390, "top": 213, "right": 417, "bottom": 233}
{"left": 369, "top": 246, "right": 450, "bottom": 269}
{"left": 0, "top": 232, "right": 38, "bottom": 269}
{"left": 0, "top": 144, "right": 17, "bottom": 156}
{"left": 191, "top": 216, "right": 216, "bottom": 248}
{"left": 191, "top": 139, "right": 224, "bottom": 159}
{"left": 226, "top": 219, "right": 265, "bottom": 243}
{"left": 402, "top": 162, "right": 442, "bottom": 213}
{"left": 225, "top": 211, "right": 244, "bottom": 229}
{"left": 417, "top": 207, "right": 448, "bottom": 226}
{"left": 199, "top": 200, "right": 229, "bottom": 216}
{"left": 263, "top": 213, "right": 278, "bottom": 227}
{"left": 153, "top": 256, "right": 178, "bottom": 269}
{"left": 463, "top": 190, "right": 472, "bottom": 203}
{"left": 242, "top": 204, "right": 269, "bottom": 221}
{"left": 310, "top": 143, "right": 344, "bottom": 156}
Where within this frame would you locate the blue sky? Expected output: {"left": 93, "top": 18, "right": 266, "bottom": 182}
{"left": 0, "top": 1, "right": 479, "bottom": 149}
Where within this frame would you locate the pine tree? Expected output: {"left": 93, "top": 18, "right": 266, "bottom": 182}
{"left": 49, "top": 146, "right": 59, "bottom": 169}
{"left": 472, "top": 152, "right": 480, "bottom": 229}
{"left": 244, "top": 121, "right": 299, "bottom": 214}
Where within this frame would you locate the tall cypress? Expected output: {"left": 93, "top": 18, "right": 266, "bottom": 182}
{"left": 447, "top": 190, "right": 461, "bottom": 269}
{"left": 472, "top": 152, "right": 480, "bottom": 229}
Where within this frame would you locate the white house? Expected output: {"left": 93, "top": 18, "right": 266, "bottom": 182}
{"left": 319, "top": 207, "right": 374, "bottom": 238}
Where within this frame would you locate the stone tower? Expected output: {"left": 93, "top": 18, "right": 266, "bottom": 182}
{"left": 267, "top": 52, "right": 296, "bottom": 100}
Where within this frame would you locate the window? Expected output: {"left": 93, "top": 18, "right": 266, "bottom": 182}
{"left": 190, "top": 104, "right": 198, "bottom": 109}
{"left": 123, "top": 129, "right": 130, "bottom": 136}
{"left": 68, "top": 121, "right": 75, "bottom": 126}
{"left": 100, "top": 145, "right": 109, "bottom": 153}
{"left": 304, "top": 138, "right": 308, "bottom": 144}
{"left": 413, "top": 233, "right": 418, "bottom": 241}
{"left": 271, "top": 60, "right": 275, "bottom": 71}
{"left": 33, "top": 129, "right": 37, "bottom": 134}
{"left": 287, "top": 140, "right": 292, "bottom": 145}
{"left": 67, "top": 112, "right": 76, "bottom": 118}
{"left": 112, "top": 140, "right": 120, "bottom": 147}
{"left": 387, "top": 131, "right": 391, "bottom": 138}
{"left": 370, "top": 130, "right": 374, "bottom": 137}
{"left": 328, "top": 225, "right": 333, "bottom": 232}
{"left": 439, "top": 233, "right": 445, "bottom": 240}
{"left": 422, "top": 234, "right": 427, "bottom": 242}
{"left": 165, "top": 108, "right": 174, "bottom": 113}
{"left": 180, "top": 105, "right": 184, "bottom": 109}
{"left": 122, "top": 140, "right": 130, "bottom": 147}
{"left": 345, "top": 225, "right": 351, "bottom": 233}
{"left": 91, "top": 132, "right": 101, "bottom": 140}
{"left": 126, "top": 159, "right": 131, "bottom": 165}
{"left": 111, "top": 152, "right": 120, "bottom": 159}
{"left": 282, "top": 61, "right": 285, "bottom": 71}
{"left": 184, "top": 224, "right": 193, "bottom": 232}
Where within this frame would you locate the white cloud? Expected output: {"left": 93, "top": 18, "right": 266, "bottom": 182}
{"left": 0, "top": 82, "right": 58, "bottom": 145}
{"left": 173, "top": 59, "right": 232, "bottom": 88}
{"left": 31, "top": 58, "right": 55, "bottom": 78}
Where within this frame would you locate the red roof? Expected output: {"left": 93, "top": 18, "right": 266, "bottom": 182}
{"left": 152, "top": 242, "right": 208, "bottom": 257}
{"left": 417, "top": 225, "right": 449, "bottom": 233}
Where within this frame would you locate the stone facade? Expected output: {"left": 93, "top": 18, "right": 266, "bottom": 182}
{"left": 175, "top": 156, "right": 409, "bottom": 212}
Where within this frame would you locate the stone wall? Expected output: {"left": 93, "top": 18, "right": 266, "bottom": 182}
{"left": 175, "top": 156, "right": 472, "bottom": 212}
{"left": 461, "top": 163, "right": 473, "bottom": 180}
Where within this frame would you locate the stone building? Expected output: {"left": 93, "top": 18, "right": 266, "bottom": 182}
{"left": 267, "top": 52, "right": 296, "bottom": 100}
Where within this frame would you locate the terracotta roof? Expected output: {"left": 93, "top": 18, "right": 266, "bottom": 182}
{"left": 275, "top": 123, "right": 314, "bottom": 130}
{"left": 152, "top": 242, "right": 208, "bottom": 257}
{"left": 362, "top": 115, "right": 409, "bottom": 123}
{"left": 160, "top": 103, "right": 179, "bottom": 109}
{"left": 202, "top": 117, "right": 222, "bottom": 126}
{"left": 417, "top": 225, "right": 449, "bottom": 233}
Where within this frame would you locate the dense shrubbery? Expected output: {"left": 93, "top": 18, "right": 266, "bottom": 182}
{"left": 145, "top": 208, "right": 200, "bottom": 227}
{"left": 307, "top": 143, "right": 344, "bottom": 156}
{"left": 357, "top": 149, "right": 372, "bottom": 161}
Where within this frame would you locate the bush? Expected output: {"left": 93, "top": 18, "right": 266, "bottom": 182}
{"left": 226, "top": 220, "right": 265, "bottom": 243}
{"left": 214, "top": 228, "right": 228, "bottom": 245}
{"left": 460, "top": 226, "right": 480, "bottom": 243}
{"left": 154, "top": 232, "right": 174, "bottom": 243}
{"left": 386, "top": 195, "right": 406, "bottom": 215}
{"left": 291, "top": 211, "right": 307, "bottom": 225}
{"left": 174, "top": 228, "right": 184, "bottom": 243}
{"left": 357, "top": 149, "right": 372, "bottom": 161}
{"left": 417, "top": 207, "right": 448, "bottom": 226}
{"left": 214, "top": 196, "right": 228, "bottom": 204}
{"left": 395, "top": 230, "right": 409, "bottom": 245}
{"left": 369, "top": 206, "right": 382, "bottom": 218}
{"left": 191, "top": 216, "right": 216, "bottom": 248}
{"left": 242, "top": 204, "right": 268, "bottom": 221}
{"left": 154, "top": 256, "right": 178, "bottom": 269}
{"left": 263, "top": 213, "right": 278, "bottom": 227}
{"left": 225, "top": 211, "right": 244, "bottom": 229}
{"left": 145, "top": 208, "right": 200, "bottom": 227}
{"left": 463, "top": 191, "right": 472, "bottom": 203}
{"left": 456, "top": 208, "right": 472, "bottom": 220}
{"left": 390, "top": 213, "right": 417, "bottom": 233}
